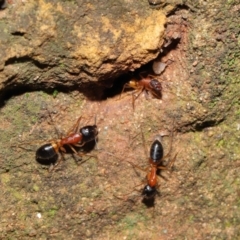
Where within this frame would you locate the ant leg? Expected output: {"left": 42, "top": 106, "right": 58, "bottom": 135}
{"left": 46, "top": 109, "right": 63, "bottom": 138}
{"left": 132, "top": 87, "right": 144, "bottom": 109}
{"left": 71, "top": 142, "right": 84, "bottom": 147}
{"left": 74, "top": 152, "right": 97, "bottom": 165}
{"left": 157, "top": 152, "right": 178, "bottom": 172}
{"left": 126, "top": 160, "right": 148, "bottom": 173}
{"left": 140, "top": 127, "right": 148, "bottom": 160}
{"left": 48, "top": 152, "right": 64, "bottom": 172}
{"left": 67, "top": 144, "right": 97, "bottom": 164}
{"left": 48, "top": 145, "right": 71, "bottom": 172}
{"left": 139, "top": 72, "right": 147, "bottom": 78}
{"left": 113, "top": 181, "right": 144, "bottom": 201}
{"left": 120, "top": 82, "right": 141, "bottom": 100}
{"left": 66, "top": 144, "right": 78, "bottom": 154}
{"left": 72, "top": 135, "right": 98, "bottom": 148}
{"left": 148, "top": 74, "right": 155, "bottom": 78}
{"left": 103, "top": 151, "right": 147, "bottom": 171}
{"left": 150, "top": 90, "right": 162, "bottom": 99}
{"left": 166, "top": 152, "right": 178, "bottom": 169}
{"left": 66, "top": 116, "right": 82, "bottom": 135}
{"left": 119, "top": 83, "right": 131, "bottom": 100}
{"left": 160, "top": 122, "right": 176, "bottom": 163}
{"left": 74, "top": 116, "right": 83, "bottom": 133}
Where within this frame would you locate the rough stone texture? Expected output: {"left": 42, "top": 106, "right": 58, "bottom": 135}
{"left": 0, "top": 0, "right": 167, "bottom": 95}
{"left": 0, "top": 0, "right": 239, "bottom": 239}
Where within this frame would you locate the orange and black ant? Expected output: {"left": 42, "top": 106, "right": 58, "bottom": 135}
{"left": 105, "top": 127, "right": 177, "bottom": 204}
{"left": 121, "top": 75, "right": 162, "bottom": 108}
{"left": 141, "top": 135, "right": 176, "bottom": 199}
{"left": 36, "top": 116, "right": 98, "bottom": 169}
{"left": 122, "top": 131, "right": 176, "bottom": 203}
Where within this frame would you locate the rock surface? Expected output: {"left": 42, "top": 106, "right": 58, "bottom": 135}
{"left": 0, "top": 0, "right": 239, "bottom": 239}
{"left": 0, "top": 0, "right": 168, "bottom": 95}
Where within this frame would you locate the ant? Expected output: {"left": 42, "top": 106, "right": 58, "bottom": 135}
{"left": 36, "top": 116, "right": 98, "bottom": 169}
{"left": 141, "top": 135, "right": 176, "bottom": 199}
{"left": 107, "top": 127, "right": 177, "bottom": 203}
{"left": 121, "top": 75, "right": 162, "bottom": 109}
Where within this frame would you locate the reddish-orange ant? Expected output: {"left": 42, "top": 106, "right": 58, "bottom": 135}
{"left": 36, "top": 116, "right": 98, "bottom": 169}
{"left": 141, "top": 135, "right": 176, "bottom": 199}
{"left": 106, "top": 128, "right": 177, "bottom": 202}
{"left": 121, "top": 75, "right": 162, "bottom": 108}
{"left": 121, "top": 130, "right": 177, "bottom": 201}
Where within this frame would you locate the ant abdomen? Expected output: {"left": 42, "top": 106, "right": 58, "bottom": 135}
{"left": 150, "top": 139, "right": 163, "bottom": 163}
{"left": 36, "top": 143, "right": 58, "bottom": 165}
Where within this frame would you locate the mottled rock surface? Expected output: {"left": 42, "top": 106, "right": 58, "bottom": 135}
{"left": 0, "top": 0, "right": 239, "bottom": 239}
{"left": 0, "top": 0, "right": 167, "bottom": 95}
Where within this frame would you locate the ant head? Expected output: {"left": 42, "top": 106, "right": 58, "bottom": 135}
{"left": 142, "top": 185, "right": 157, "bottom": 199}
{"left": 80, "top": 125, "right": 98, "bottom": 143}
{"left": 149, "top": 79, "right": 162, "bottom": 98}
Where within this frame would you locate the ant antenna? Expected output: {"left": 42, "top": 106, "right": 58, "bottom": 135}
{"left": 46, "top": 108, "right": 62, "bottom": 138}
{"left": 140, "top": 127, "right": 148, "bottom": 159}
{"left": 94, "top": 115, "right": 99, "bottom": 150}
{"left": 167, "top": 119, "right": 176, "bottom": 156}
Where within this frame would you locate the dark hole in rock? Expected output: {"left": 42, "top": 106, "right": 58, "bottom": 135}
{"left": 0, "top": 32, "right": 181, "bottom": 106}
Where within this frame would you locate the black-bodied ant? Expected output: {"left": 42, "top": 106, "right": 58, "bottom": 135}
{"left": 123, "top": 131, "right": 177, "bottom": 204}
{"left": 121, "top": 75, "right": 162, "bottom": 109}
{"left": 36, "top": 116, "right": 98, "bottom": 170}
{"left": 106, "top": 127, "right": 177, "bottom": 204}
{"left": 141, "top": 135, "right": 176, "bottom": 199}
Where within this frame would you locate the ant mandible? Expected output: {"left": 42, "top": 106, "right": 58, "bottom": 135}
{"left": 36, "top": 116, "right": 98, "bottom": 169}
{"left": 121, "top": 74, "right": 162, "bottom": 109}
